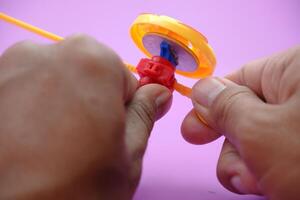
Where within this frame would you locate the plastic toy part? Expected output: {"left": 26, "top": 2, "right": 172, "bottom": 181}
{"left": 143, "top": 34, "right": 197, "bottom": 72}
{"left": 173, "top": 81, "right": 192, "bottom": 97}
{"left": 0, "top": 12, "right": 217, "bottom": 98}
{"left": 137, "top": 56, "right": 175, "bottom": 90}
{"left": 136, "top": 40, "right": 179, "bottom": 90}
{"left": 160, "top": 41, "right": 178, "bottom": 66}
{"left": 130, "top": 13, "right": 216, "bottom": 78}
{"left": 0, "top": 12, "right": 63, "bottom": 42}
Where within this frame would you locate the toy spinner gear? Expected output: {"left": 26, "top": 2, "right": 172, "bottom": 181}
{"left": 130, "top": 14, "right": 216, "bottom": 96}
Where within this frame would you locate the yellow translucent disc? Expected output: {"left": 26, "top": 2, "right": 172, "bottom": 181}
{"left": 130, "top": 14, "right": 216, "bottom": 78}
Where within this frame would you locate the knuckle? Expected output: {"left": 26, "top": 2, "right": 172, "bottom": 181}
{"left": 269, "top": 45, "right": 300, "bottom": 71}
{"left": 63, "top": 34, "right": 123, "bottom": 76}
{"left": 130, "top": 99, "right": 155, "bottom": 134}
{"left": 69, "top": 39, "right": 104, "bottom": 61}
{"left": 292, "top": 45, "right": 300, "bottom": 56}
{"left": 211, "top": 86, "right": 270, "bottom": 147}
{"left": 212, "top": 87, "right": 250, "bottom": 132}
{"left": 65, "top": 34, "right": 115, "bottom": 61}
{"left": 239, "top": 64, "right": 248, "bottom": 83}
{"left": 289, "top": 45, "right": 300, "bottom": 64}
{"left": 11, "top": 40, "right": 38, "bottom": 50}
{"left": 0, "top": 40, "right": 49, "bottom": 68}
{"left": 66, "top": 33, "right": 98, "bottom": 45}
{"left": 3, "top": 40, "right": 38, "bottom": 56}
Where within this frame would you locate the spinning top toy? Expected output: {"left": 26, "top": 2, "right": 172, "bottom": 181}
{"left": 0, "top": 12, "right": 216, "bottom": 97}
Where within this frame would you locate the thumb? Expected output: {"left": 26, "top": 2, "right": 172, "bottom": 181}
{"left": 191, "top": 77, "right": 266, "bottom": 144}
{"left": 125, "top": 84, "right": 172, "bottom": 159}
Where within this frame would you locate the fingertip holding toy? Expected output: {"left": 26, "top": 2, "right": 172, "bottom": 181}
{"left": 0, "top": 12, "right": 216, "bottom": 98}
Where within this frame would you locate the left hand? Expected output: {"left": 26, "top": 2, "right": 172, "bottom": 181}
{"left": 0, "top": 34, "right": 172, "bottom": 200}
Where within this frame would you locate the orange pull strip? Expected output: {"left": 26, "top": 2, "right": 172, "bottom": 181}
{"left": 0, "top": 12, "right": 63, "bottom": 41}
{"left": 173, "top": 81, "right": 192, "bottom": 98}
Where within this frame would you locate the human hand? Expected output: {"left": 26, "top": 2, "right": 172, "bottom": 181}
{"left": 181, "top": 46, "right": 300, "bottom": 200}
{"left": 0, "top": 35, "right": 172, "bottom": 200}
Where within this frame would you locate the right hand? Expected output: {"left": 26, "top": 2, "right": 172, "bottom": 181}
{"left": 181, "top": 46, "right": 300, "bottom": 200}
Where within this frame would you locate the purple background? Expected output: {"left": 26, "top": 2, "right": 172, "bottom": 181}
{"left": 1, "top": 1, "right": 299, "bottom": 199}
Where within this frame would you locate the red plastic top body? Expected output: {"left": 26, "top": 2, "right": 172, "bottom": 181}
{"left": 136, "top": 56, "right": 176, "bottom": 90}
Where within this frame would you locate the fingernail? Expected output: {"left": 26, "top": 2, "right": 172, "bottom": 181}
{"left": 230, "top": 176, "right": 249, "bottom": 194}
{"left": 155, "top": 90, "right": 171, "bottom": 108}
{"left": 193, "top": 78, "right": 226, "bottom": 108}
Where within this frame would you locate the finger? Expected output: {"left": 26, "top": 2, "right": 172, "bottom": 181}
{"left": 181, "top": 109, "right": 220, "bottom": 144}
{"left": 122, "top": 67, "right": 138, "bottom": 103}
{"left": 125, "top": 84, "right": 171, "bottom": 189}
{"left": 55, "top": 34, "right": 138, "bottom": 101}
{"left": 0, "top": 40, "right": 46, "bottom": 68}
{"left": 125, "top": 84, "right": 172, "bottom": 159}
{"left": 191, "top": 77, "right": 270, "bottom": 146}
{"left": 226, "top": 46, "right": 300, "bottom": 101}
{"left": 225, "top": 58, "right": 267, "bottom": 98}
{"left": 0, "top": 40, "right": 53, "bottom": 86}
{"left": 217, "top": 139, "right": 261, "bottom": 195}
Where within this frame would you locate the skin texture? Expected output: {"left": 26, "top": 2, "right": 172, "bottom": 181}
{"left": 0, "top": 35, "right": 172, "bottom": 200}
{"left": 181, "top": 46, "right": 300, "bottom": 200}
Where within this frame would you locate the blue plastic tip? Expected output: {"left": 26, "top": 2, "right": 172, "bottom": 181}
{"left": 160, "top": 41, "right": 178, "bottom": 67}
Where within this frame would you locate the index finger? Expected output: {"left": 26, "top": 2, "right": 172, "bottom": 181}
{"left": 226, "top": 46, "right": 300, "bottom": 100}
